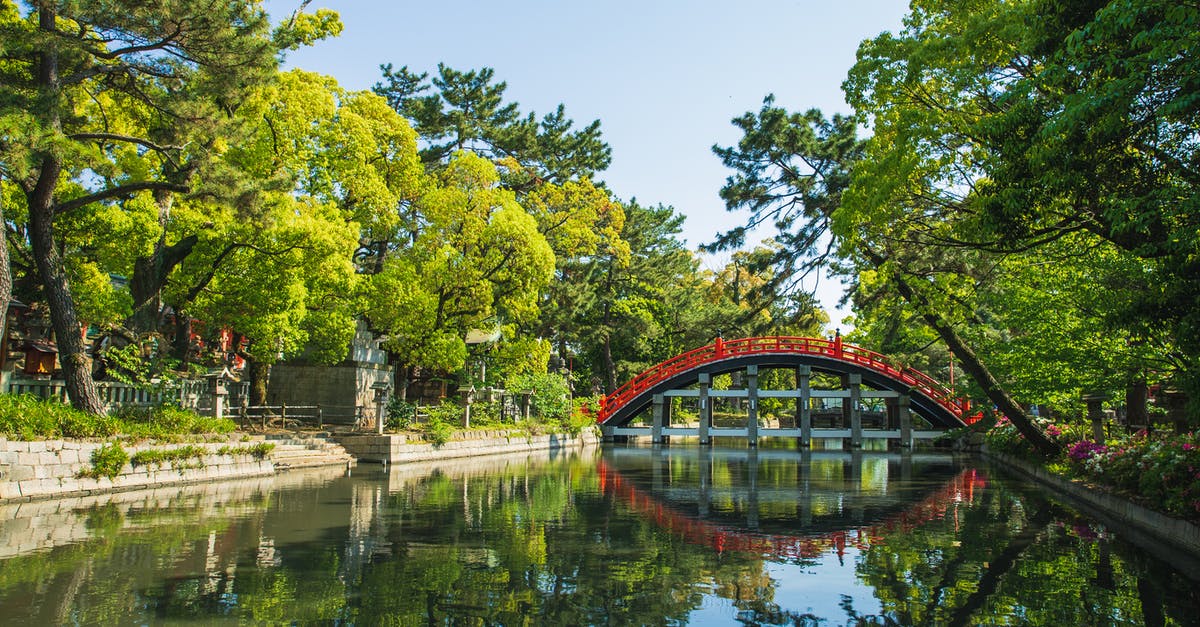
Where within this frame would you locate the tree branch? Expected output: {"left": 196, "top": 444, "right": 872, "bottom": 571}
{"left": 54, "top": 181, "right": 190, "bottom": 216}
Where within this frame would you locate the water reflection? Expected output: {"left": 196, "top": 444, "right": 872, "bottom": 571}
{"left": 598, "top": 447, "right": 985, "bottom": 561}
{"left": 0, "top": 446, "right": 1196, "bottom": 625}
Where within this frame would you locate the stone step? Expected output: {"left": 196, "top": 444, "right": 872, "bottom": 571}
{"left": 265, "top": 437, "right": 355, "bottom": 471}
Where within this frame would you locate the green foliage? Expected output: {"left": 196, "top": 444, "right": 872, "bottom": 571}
{"left": 110, "top": 405, "right": 236, "bottom": 438}
{"left": 386, "top": 398, "right": 417, "bottom": 431}
{"left": 217, "top": 442, "right": 275, "bottom": 460}
{"left": 129, "top": 445, "right": 207, "bottom": 470}
{"left": 81, "top": 443, "right": 129, "bottom": 480}
{"left": 0, "top": 395, "right": 117, "bottom": 439}
{"left": 374, "top": 63, "right": 611, "bottom": 183}
{"left": 0, "top": 395, "right": 235, "bottom": 440}
{"left": 506, "top": 372, "right": 571, "bottom": 422}
{"left": 421, "top": 404, "right": 458, "bottom": 446}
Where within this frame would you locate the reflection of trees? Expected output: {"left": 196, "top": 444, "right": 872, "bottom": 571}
{"left": 349, "top": 456, "right": 774, "bottom": 624}
{"left": 855, "top": 477, "right": 1194, "bottom": 625}
{"left": 3, "top": 454, "right": 1198, "bottom": 624}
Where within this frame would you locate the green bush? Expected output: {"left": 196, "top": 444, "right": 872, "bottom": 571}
{"left": 81, "top": 443, "right": 129, "bottom": 479}
{"left": 506, "top": 372, "right": 571, "bottom": 422}
{"left": 387, "top": 398, "right": 417, "bottom": 430}
{"left": 423, "top": 418, "right": 454, "bottom": 447}
{"left": 111, "top": 405, "right": 236, "bottom": 438}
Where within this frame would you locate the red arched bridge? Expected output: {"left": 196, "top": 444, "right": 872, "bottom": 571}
{"left": 597, "top": 336, "right": 980, "bottom": 446}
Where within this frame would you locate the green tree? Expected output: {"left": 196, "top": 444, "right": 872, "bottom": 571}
{"left": 366, "top": 152, "right": 555, "bottom": 375}
{"left": 374, "top": 63, "right": 611, "bottom": 185}
{"left": 0, "top": 0, "right": 282, "bottom": 413}
{"left": 842, "top": 0, "right": 1198, "bottom": 417}
{"left": 712, "top": 96, "right": 1062, "bottom": 454}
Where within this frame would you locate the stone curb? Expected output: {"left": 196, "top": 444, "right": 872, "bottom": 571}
{"left": 335, "top": 430, "right": 600, "bottom": 464}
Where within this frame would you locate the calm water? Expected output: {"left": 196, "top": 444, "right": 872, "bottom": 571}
{"left": 1, "top": 445, "right": 1198, "bottom": 625}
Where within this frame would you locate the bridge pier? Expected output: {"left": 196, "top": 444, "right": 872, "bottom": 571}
{"left": 842, "top": 374, "right": 863, "bottom": 448}
{"left": 796, "top": 365, "right": 812, "bottom": 448}
{"left": 652, "top": 394, "right": 667, "bottom": 445}
{"left": 698, "top": 373, "right": 712, "bottom": 446}
{"left": 747, "top": 366, "right": 759, "bottom": 447}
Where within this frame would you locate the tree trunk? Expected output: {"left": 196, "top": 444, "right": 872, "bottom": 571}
{"left": 128, "top": 234, "right": 197, "bottom": 333}
{"left": 247, "top": 359, "right": 269, "bottom": 406}
{"left": 0, "top": 183, "right": 12, "bottom": 353}
{"left": 26, "top": 4, "right": 104, "bottom": 415}
{"left": 172, "top": 313, "right": 193, "bottom": 367}
{"left": 866, "top": 249, "right": 1061, "bottom": 457}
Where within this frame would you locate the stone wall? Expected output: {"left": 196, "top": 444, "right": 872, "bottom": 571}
{"left": 267, "top": 362, "right": 392, "bottom": 424}
{"left": 336, "top": 429, "right": 599, "bottom": 464}
{"left": 0, "top": 438, "right": 276, "bottom": 502}
{"left": 0, "top": 464, "right": 347, "bottom": 560}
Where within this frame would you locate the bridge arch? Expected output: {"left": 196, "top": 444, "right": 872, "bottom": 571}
{"left": 598, "top": 336, "right": 975, "bottom": 430}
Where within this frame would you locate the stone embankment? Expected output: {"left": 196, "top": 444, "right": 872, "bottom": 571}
{"left": 0, "top": 464, "right": 348, "bottom": 560}
{"left": 0, "top": 434, "right": 354, "bottom": 502}
{"left": 335, "top": 429, "right": 599, "bottom": 464}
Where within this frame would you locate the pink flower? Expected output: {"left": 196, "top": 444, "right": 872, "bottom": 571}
{"left": 1068, "top": 440, "right": 1107, "bottom": 462}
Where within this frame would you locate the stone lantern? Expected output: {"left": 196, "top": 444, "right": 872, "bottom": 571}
{"left": 371, "top": 380, "right": 392, "bottom": 435}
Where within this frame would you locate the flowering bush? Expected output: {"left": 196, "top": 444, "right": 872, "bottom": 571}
{"left": 984, "top": 415, "right": 1200, "bottom": 522}
{"left": 1067, "top": 440, "right": 1107, "bottom": 462}
{"left": 1069, "top": 431, "right": 1200, "bottom": 522}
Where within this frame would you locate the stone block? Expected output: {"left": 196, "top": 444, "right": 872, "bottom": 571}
{"left": 26, "top": 441, "right": 46, "bottom": 454}
{"left": 0, "top": 482, "right": 22, "bottom": 500}
{"left": 0, "top": 451, "right": 17, "bottom": 464}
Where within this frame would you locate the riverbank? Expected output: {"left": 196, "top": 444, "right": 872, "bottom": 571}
{"left": 334, "top": 428, "right": 600, "bottom": 464}
{"left": 983, "top": 449, "right": 1200, "bottom": 574}
{"left": 0, "top": 428, "right": 599, "bottom": 503}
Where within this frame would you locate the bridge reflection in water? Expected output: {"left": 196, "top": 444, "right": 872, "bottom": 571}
{"left": 598, "top": 446, "right": 985, "bottom": 561}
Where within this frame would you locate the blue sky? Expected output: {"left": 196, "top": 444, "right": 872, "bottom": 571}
{"left": 264, "top": 0, "right": 911, "bottom": 327}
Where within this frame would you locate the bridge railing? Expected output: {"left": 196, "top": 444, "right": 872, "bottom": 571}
{"left": 599, "top": 336, "right": 974, "bottom": 424}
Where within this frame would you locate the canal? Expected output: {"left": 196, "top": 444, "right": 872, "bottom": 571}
{"left": 0, "top": 445, "right": 1197, "bottom": 625}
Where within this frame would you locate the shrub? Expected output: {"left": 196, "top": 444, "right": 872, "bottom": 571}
{"left": 0, "top": 394, "right": 118, "bottom": 439}
{"left": 82, "top": 443, "right": 129, "bottom": 479}
{"left": 506, "top": 372, "right": 571, "bottom": 422}
{"left": 423, "top": 417, "right": 454, "bottom": 447}
{"left": 387, "top": 398, "right": 417, "bottom": 430}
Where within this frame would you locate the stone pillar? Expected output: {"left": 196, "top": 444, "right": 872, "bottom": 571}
{"left": 1083, "top": 393, "right": 1110, "bottom": 442}
{"left": 652, "top": 394, "right": 666, "bottom": 445}
{"left": 698, "top": 373, "right": 712, "bottom": 446}
{"left": 796, "top": 365, "right": 812, "bottom": 448}
{"left": 899, "top": 394, "right": 913, "bottom": 448}
{"left": 847, "top": 374, "right": 863, "bottom": 448}
{"left": 747, "top": 365, "right": 759, "bottom": 447}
